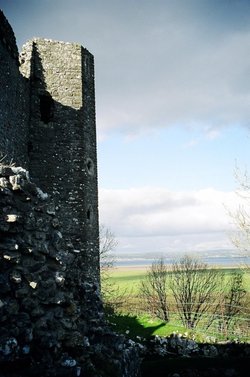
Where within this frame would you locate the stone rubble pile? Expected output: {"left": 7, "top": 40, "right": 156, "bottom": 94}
{"left": 136, "top": 332, "right": 250, "bottom": 376}
{"left": 140, "top": 332, "right": 250, "bottom": 359}
{"left": 0, "top": 166, "right": 140, "bottom": 377}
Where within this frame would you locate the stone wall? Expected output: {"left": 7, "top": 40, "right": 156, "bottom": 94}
{"left": 20, "top": 38, "right": 100, "bottom": 284}
{"left": 0, "top": 167, "right": 140, "bottom": 376}
{"left": 0, "top": 10, "right": 30, "bottom": 168}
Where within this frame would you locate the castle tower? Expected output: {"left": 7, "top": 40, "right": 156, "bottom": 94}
{"left": 19, "top": 38, "right": 100, "bottom": 283}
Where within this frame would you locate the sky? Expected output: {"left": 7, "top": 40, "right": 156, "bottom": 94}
{"left": 2, "top": 0, "right": 250, "bottom": 259}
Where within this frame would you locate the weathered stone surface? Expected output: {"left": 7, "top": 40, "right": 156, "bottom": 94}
{"left": 0, "top": 167, "right": 140, "bottom": 376}
{"left": 141, "top": 334, "right": 250, "bottom": 377}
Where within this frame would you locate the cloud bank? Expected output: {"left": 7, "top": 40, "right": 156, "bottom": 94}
{"left": 99, "top": 187, "right": 239, "bottom": 254}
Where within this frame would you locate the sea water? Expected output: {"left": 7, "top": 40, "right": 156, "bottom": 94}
{"left": 115, "top": 255, "right": 250, "bottom": 268}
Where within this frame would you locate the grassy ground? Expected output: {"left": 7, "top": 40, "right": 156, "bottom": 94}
{"left": 108, "top": 267, "right": 147, "bottom": 293}
{"left": 106, "top": 312, "right": 187, "bottom": 340}
{"left": 104, "top": 267, "right": 250, "bottom": 377}
{"left": 103, "top": 266, "right": 250, "bottom": 341}
{"left": 106, "top": 310, "right": 250, "bottom": 341}
{"left": 108, "top": 266, "right": 250, "bottom": 294}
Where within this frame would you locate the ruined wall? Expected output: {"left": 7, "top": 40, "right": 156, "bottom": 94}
{"left": 0, "top": 10, "right": 29, "bottom": 167}
{"left": 19, "top": 39, "right": 100, "bottom": 283}
{"left": 0, "top": 167, "right": 139, "bottom": 376}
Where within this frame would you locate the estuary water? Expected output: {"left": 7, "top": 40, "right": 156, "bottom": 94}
{"left": 115, "top": 255, "right": 250, "bottom": 268}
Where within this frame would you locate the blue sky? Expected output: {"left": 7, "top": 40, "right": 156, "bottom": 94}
{"left": 98, "top": 126, "right": 250, "bottom": 191}
{"left": 2, "top": 0, "right": 250, "bottom": 257}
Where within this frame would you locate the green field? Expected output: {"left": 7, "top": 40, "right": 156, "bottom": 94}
{"left": 107, "top": 266, "right": 250, "bottom": 294}
{"left": 103, "top": 266, "right": 250, "bottom": 341}
{"left": 108, "top": 268, "right": 147, "bottom": 293}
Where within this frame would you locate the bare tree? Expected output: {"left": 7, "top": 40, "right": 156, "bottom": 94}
{"left": 140, "top": 258, "right": 170, "bottom": 321}
{"left": 99, "top": 225, "right": 125, "bottom": 313}
{"left": 229, "top": 166, "right": 250, "bottom": 269}
{"left": 220, "top": 270, "right": 246, "bottom": 334}
{"left": 100, "top": 224, "right": 118, "bottom": 273}
{"left": 169, "top": 254, "right": 224, "bottom": 330}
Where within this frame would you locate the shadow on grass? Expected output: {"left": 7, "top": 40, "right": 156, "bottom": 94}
{"left": 106, "top": 312, "right": 166, "bottom": 339}
{"left": 107, "top": 312, "right": 250, "bottom": 377}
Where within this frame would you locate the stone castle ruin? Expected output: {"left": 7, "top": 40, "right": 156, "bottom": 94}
{"left": 0, "top": 10, "right": 139, "bottom": 377}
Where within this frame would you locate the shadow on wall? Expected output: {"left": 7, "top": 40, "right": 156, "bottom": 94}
{"left": 141, "top": 356, "right": 249, "bottom": 377}
{"left": 26, "top": 41, "right": 99, "bottom": 277}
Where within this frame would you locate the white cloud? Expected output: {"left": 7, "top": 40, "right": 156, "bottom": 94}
{"left": 99, "top": 186, "right": 240, "bottom": 254}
